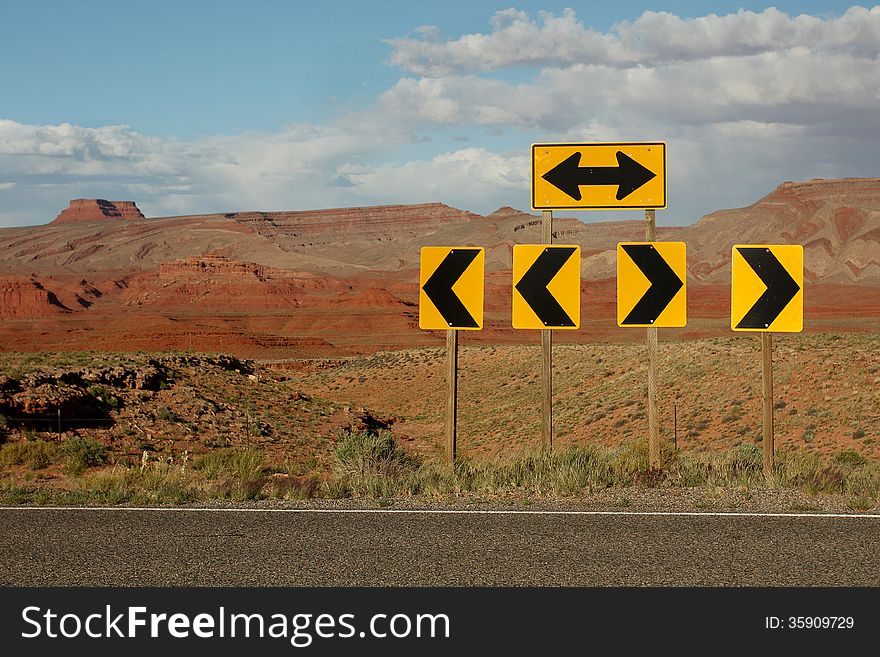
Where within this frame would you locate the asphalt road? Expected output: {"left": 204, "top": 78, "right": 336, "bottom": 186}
{"left": 1, "top": 508, "right": 878, "bottom": 586}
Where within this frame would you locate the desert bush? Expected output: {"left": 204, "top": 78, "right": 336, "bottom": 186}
{"left": 0, "top": 440, "right": 60, "bottom": 470}
{"left": 332, "top": 430, "right": 419, "bottom": 497}
{"left": 213, "top": 475, "right": 267, "bottom": 501}
{"left": 195, "top": 448, "right": 266, "bottom": 481}
{"left": 77, "top": 464, "right": 200, "bottom": 505}
{"left": 156, "top": 406, "right": 177, "bottom": 422}
{"left": 334, "top": 430, "right": 417, "bottom": 476}
{"left": 776, "top": 451, "right": 848, "bottom": 494}
{"left": 266, "top": 474, "right": 322, "bottom": 500}
{"left": 87, "top": 385, "right": 121, "bottom": 410}
{"left": 725, "top": 443, "right": 763, "bottom": 472}
{"left": 833, "top": 449, "right": 868, "bottom": 468}
{"left": 60, "top": 437, "right": 106, "bottom": 475}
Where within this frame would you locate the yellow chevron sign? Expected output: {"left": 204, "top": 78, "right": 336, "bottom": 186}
{"left": 419, "top": 247, "right": 484, "bottom": 330}
{"left": 617, "top": 242, "right": 687, "bottom": 327}
{"left": 731, "top": 245, "right": 803, "bottom": 332}
{"left": 512, "top": 245, "right": 580, "bottom": 329}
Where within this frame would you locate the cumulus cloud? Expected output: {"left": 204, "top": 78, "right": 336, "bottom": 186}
{"left": 343, "top": 148, "right": 529, "bottom": 207}
{"left": 387, "top": 6, "right": 880, "bottom": 75}
{"left": 2, "top": 6, "right": 879, "bottom": 227}
{"left": 0, "top": 117, "right": 530, "bottom": 225}
{"left": 373, "top": 6, "right": 880, "bottom": 220}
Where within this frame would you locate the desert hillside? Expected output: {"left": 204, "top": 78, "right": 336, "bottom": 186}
{"left": 0, "top": 179, "right": 878, "bottom": 356}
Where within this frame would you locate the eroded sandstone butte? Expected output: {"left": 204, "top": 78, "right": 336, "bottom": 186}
{"left": 0, "top": 181, "right": 878, "bottom": 357}
{"left": 52, "top": 199, "right": 145, "bottom": 224}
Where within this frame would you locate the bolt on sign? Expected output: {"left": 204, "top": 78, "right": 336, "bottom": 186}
{"left": 532, "top": 142, "right": 666, "bottom": 210}
{"left": 512, "top": 245, "right": 580, "bottom": 329}
{"left": 419, "top": 247, "right": 485, "bottom": 330}
{"left": 617, "top": 242, "right": 687, "bottom": 327}
{"left": 731, "top": 244, "right": 803, "bottom": 332}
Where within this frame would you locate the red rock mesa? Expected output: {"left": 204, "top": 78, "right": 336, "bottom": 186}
{"left": 52, "top": 199, "right": 145, "bottom": 224}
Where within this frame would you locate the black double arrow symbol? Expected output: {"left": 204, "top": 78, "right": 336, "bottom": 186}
{"left": 543, "top": 151, "right": 657, "bottom": 202}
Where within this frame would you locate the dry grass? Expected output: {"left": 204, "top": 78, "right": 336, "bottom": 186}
{"left": 2, "top": 435, "right": 878, "bottom": 508}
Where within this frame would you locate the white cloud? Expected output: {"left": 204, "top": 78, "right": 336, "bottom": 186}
{"left": 0, "top": 117, "right": 530, "bottom": 225}
{"left": 387, "top": 6, "right": 880, "bottom": 75}
{"left": 1, "top": 6, "right": 879, "bottom": 227}
{"left": 342, "top": 148, "right": 529, "bottom": 207}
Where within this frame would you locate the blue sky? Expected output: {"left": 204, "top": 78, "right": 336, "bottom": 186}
{"left": 1, "top": 1, "right": 878, "bottom": 226}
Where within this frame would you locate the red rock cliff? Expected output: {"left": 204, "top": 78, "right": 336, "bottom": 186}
{"left": 52, "top": 199, "right": 145, "bottom": 224}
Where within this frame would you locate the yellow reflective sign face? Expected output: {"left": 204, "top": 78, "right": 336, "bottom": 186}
{"left": 617, "top": 242, "right": 686, "bottom": 327}
{"left": 731, "top": 244, "right": 803, "bottom": 332}
{"left": 532, "top": 142, "right": 666, "bottom": 210}
{"left": 512, "top": 244, "right": 580, "bottom": 329}
{"left": 419, "top": 247, "right": 484, "bottom": 330}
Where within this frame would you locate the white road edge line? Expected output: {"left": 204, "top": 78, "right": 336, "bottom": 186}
{"left": 1, "top": 507, "right": 879, "bottom": 519}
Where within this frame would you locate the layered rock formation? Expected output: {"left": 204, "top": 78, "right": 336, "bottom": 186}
{"left": 0, "top": 276, "right": 70, "bottom": 318}
{"left": 0, "top": 179, "right": 877, "bottom": 357}
{"left": 159, "top": 254, "right": 267, "bottom": 280}
{"left": 52, "top": 199, "right": 145, "bottom": 224}
{"left": 684, "top": 178, "right": 880, "bottom": 283}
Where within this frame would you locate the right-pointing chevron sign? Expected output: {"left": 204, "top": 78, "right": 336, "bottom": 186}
{"left": 617, "top": 242, "right": 687, "bottom": 327}
{"left": 731, "top": 244, "right": 803, "bottom": 332}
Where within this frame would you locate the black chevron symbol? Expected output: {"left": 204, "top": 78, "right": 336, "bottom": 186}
{"left": 515, "top": 247, "right": 577, "bottom": 327}
{"left": 735, "top": 247, "right": 800, "bottom": 329}
{"left": 422, "top": 249, "right": 480, "bottom": 328}
{"left": 620, "top": 244, "right": 683, "bottom": 325}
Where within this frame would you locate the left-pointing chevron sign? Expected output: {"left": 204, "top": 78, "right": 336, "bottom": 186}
{"left": 512, "top": 245, "right": 580, "bottom": 329}
{"left": 731, "top": 244, "right": 803, "bottom": 332}
{"left": 419, "top": 247, "right": 484, "bottom": 330}
{"left": 617, "top": 242, "right": 686, "bottom": 327}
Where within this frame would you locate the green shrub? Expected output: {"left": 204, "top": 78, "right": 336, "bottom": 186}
{"left": 156, "top": 406, "right": 177, "bottom": 422}
{"left": 60, "top": 437, "right": 107, "bottom": 475}
{"left": 833, "top": 449, "right": 868, "bottom": 468}
{"left": 195, "top": 449, "right": 265, "bottom": 480}
{"left": 334, "top": 430, "right": 417, "bottom": 475}
{"left": 87, "top": 385, "right": 121, "bottom": 410}
{"left": 725, "top": 443, "right": 763, "bottom": 472}
{"left": 0, "top": 440, "right": 59, "bottom": 470}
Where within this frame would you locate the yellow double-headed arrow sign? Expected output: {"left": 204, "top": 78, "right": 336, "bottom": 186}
{"left": 533, "top": 142, "right": 666, "bottom": 210}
